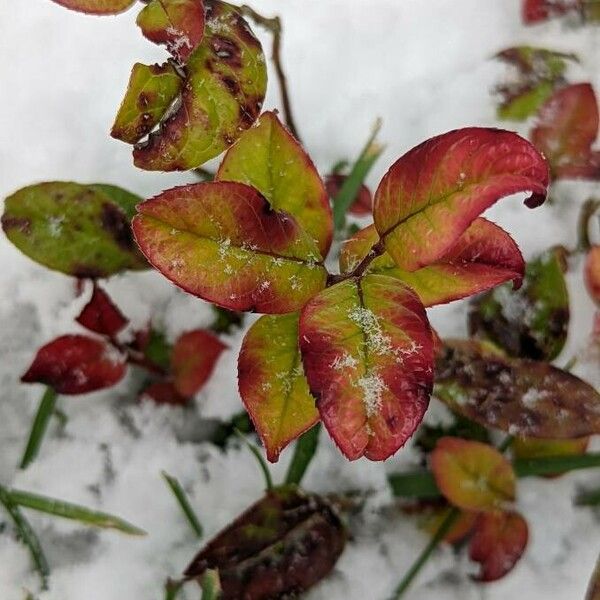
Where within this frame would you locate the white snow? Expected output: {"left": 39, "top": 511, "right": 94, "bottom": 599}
{"left": 1, "top": 1, "right": 600, "bottom": 599}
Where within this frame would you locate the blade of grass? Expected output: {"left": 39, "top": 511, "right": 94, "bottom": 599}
{"left": 8, "top": 488, "right": 146, "bottom": 536}
{"left": 575, "top": 486, "right": 600, "bottom": 506}
{"left": 161, "top": 471, "right": 203, "bottom": 538}
{"left": 20, "top": 388, "right": 58, "bottom": 470}
{"left": 201, "top": 569, "right": 222, "bottom": 599}
{"left": 164, "top": 578, "right": 185, "bottom": 600}
{"left": 284, "top": 423, "right": 320, "bottom": 486}
{"left": 0, "top": 484, "right": 50, "bottom": 589}
{"left": 332, "top": 118, "right": 384, "bottom": 230}
{"left": 234, "top": 429, "right": 273, "bottom": 491}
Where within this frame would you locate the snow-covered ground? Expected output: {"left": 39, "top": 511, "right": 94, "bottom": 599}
{"left": 1, "top": 1, "right": 599, "bottom": 598}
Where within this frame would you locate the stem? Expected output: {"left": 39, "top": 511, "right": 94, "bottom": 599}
{"left": 576, "top": 198, "right": 600, "bottom": 253}
{"left": 497, "top": 434, "right": 515, "bottom": 453}
{"left": 332, "top": 118, "right": 384, "bottom": 230}
{"left": 240, "top": 5, "right": 300, "bottom": 140}
{"left": 284, "top": 423, "right": 320, "bottom": 486}
{"left": 164, "top": 578, "right": 186, "bottom": 600}
{"left": 390, "top": 508, "right": 459, "bottom": 598}
{"left": 162, "top": 471, "right": 203, "bottom": 538}
{"left": 327, "top": 238, "right": 386, "bottom": 286}
{"left": 575, "top": 486, "right": 600, "bottom": 506}
{"left": 234, "top": 429, "right": 273, "bottom": 491}
{"left": 20, "top": 388, "right": 58, "bottom": 470}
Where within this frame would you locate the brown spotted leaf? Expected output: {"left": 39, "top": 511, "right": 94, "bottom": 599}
{"left": 469, "top": 511, "right": 528, "bottom": 582}
{"left": 76, "top": 285, "right": 129, "bottom": 338}
{"left": 50, "top": 0, "right": 136, "bottom": 14}
{"left": 2, "top": 182, "right": 147, "bottom": 278}
{"left": 21, "top": 335, "right": 127, "bottom": 395}
{"left": 435, "top": 339, "right": 600, "bottom": 439}
{"left": 132, "top": 0, "right": 267, "bottom": 171}
{"left": 184, "top": 486, "right": 346, "bottom": 599}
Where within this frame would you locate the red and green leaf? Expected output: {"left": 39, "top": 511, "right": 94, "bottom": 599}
{"left": 469, "top": 511, "right": 528, "bottom": 582}
{"left": 435, "top": 340, "right": 600, "bottom": 439}
{"left": 373, "top": 128, "right": 549, "bottom": 271}
{"left": 21, "top": 335, "right": 126, "bottom": 395}
{"left": 2, "top": 182, "right": 147, "bottom": 278}
{"left": 217, "top": 111, "right": 333, "bottom": 257}
{"left": 238, "top": 313, "right": 319, "bottom": 462}
{"left": 50, "top": 0, "right": 136, "bottom": 15}
{"left": 585, "top": 245, "right": 600, "bottom": 304}
{"left": 136, "top": 0, "right": 205, "bottom": 63}
{"left": 76, "top": 285, "right": 129, "bottom": 338}
{"left": 325, "top": 174, "right": 372, "bottom": 216}
{"left": 131, "top": 0, "right": 267, "bottom": 171}
{"left": 299, "top": 274, "right": 433, "bottom": 461}
{"left": 430, "top": 437, "right": 516, "bottom": 512}
{"left": 339, "top": 218, "right": 524, "bottom": 307}
{"left": 111, "top": 63, "right": 183, "bottom": 144}
{"left": 133, "top": 182, "right": 327, "bottom": 314}
{"left": 171, "top": 329, "right": 226, "bottom": 397}
{"left": 531, "top": 83, "right": 600, "bottom": 180}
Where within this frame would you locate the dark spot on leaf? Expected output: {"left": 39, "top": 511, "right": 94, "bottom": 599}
{"left": 71, "top": 265, "right": 108, "bottom": 280}
{"left": 210, "top": 36, "right": 242, "bottom": 68}
{"left": 100, "top": 203, "right": 136, "bottom": 251}
{"left": 1, "top": 215, "right": 31, "bottom": 235}
{"left": 221, "top": 76, "right": 240, "bottom": 95}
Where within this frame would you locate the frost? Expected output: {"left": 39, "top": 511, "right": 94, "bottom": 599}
{"left": 331, "top": 352, "right": 359, "bottom": 370}
{"left": 348, "top": 306, "right": 393, "bottom": 356}
{"left": 356, "top": 372, "right": 386, "bottom": 417}
{"left": 218, "top": 237, "right": 231, "bottom": 259}
{"left": 170, "top": 258, "right": 185, "bottom": 271}
{"left": 522, "top": 387, "right": 548, "bottom": 408}
{"left": 289, "top": 275, "right": 301, "bottom": 290}
{"left": 48, "top": 215, "right": 64, "bottom": 237}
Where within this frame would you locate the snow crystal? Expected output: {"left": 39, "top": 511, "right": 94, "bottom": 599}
{"left": 331, "top": 352, "right": 359, "bottom": 370}
{"left": 348, "top": 306, "right": 394, "bottom": 356}
{"left": 47, "top": 215, "right": 64, "bottom": 237}
{"left": 356, "top": 372, "right": 386, "bottom": 417}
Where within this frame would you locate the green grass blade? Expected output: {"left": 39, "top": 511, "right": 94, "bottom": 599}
{"left": 20, "top": 387, "right": 58, "bottom": 470}
{"left": 201, "top": 569, "right": 222, "bottom": 599}
{"left": 284, "top": 423, "right": 320, "bottom": 486}
{"left": 513, "top": 452, "right": 600, "bottom": 477}
{"left": 162, "top": 471, "right": 203, "bottom": 538}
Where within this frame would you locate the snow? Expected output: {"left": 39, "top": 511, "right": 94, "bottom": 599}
{"left": 1, "top": 1, "right": 600, "bottom": 599}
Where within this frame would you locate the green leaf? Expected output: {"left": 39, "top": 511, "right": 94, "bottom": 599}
{"left": 200, "top": 570, "right": 222, "bottom": 599}
{"left": 50, "top": 0, "right": 136, "bottom": 14}
{"left": 20, "top": 388, "right": 58, "bottom": 470}
{"left": 2, "top": 182, "right": 147, "bottom": 278}
{"left": 162, "top": 471, "right": 203, "bottom": 537}
{"left": 284, "top": 423, "right": 321, "bottom": 486}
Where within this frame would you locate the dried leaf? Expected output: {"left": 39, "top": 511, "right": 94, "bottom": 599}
{"left": 373, "top": 128, "right": 549, "bottom": 271}
{"left": 2, "top": 182, "right": 147, "bottom": 278}
{"left": 468, "top": 247, "right": 569, "bottom": 360}
{"left": 339, "top": 218, "right": 524, "bottom": 307}
{"left": 325, "top": 173, "right": 372, "bottom": 216}
{"left": 585, "top": 245, "right": 600, "bottom": 304}
{"left": 435, "top": 339, "right": 600, "bottom": 439}
{"left": 132, "top": 0, "right": 267, "bottom": 171}
{"left": 184, "top": 487, "right": 346, "bottom": 599}
{"left": 50, "top": 0, "right": 136, "bottom": 14}
{"left": 238, "top": 313, "right": 319, "bottom": 462}
{"left": 133, "top": 182, "right": 327, "bottom": 313}
{"left": 430, "top": 437, "right": 516, "bottom": 512}
{"left": 140, "top": 381, "right": 188, "bottom": 405}
{"left": 217, "top": 111, "right": 333, "bottom": 257}
{"left": 21, "top": 335, "right": 126, "bottom": 395}
{"left": 299, "top": 274, "right": 433, "bottom": 461}
{"left": 76, "top": 285, "right": 129, "bottom": 338}
{"left": 171, "top": 329, "right": 226, "bottom": 397}
{"left": 469, "top": 511, "right": 528, "bottom": 582}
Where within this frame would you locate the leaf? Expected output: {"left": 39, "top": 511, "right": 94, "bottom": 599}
{"left": 217, "top": 111, "right": 333, "bottom": 257}
{"left": 325, "top": 173, "right": 372, "bottom": 216}
{"left": 140, "top": 381, "right": 188, "bottom": 405}
{"left": 184, "top": 487, "right": 346, "bottom": 599}
{"left": 136, "top": 0, "right": 205, "bottom": 63}
{"left": 430, "top": 437, "right": 516, "bottom": 512}
{"left": 372, "top": 128, "right": 549, "bottom": 271}
{"left": 111, "top": 62, "right": 183, "bottom": 144}
{"left": 587, "top": 554, "right": 600, "bottom": 600}
{"left": 420, "top": 506, "right": 476, "bottom": 545}
{"left": 339, "top": 218, "right": 524, "bottom": 307}
{"left": 469, "top": 511, "right": 528, "bottom": 582}
{"left": 299, "top": 274, "right": 434, "bottom": 461}
{"left": 531, "top": 83, "right": 600, "bottom": 180}
{"left": 468, "top": 247, "right": 569, "bottom": 360}
{"left": 132, "top": 0, "right": 267, "bottom": 171}
{"left": 512, "top": 436, "right": 589, "bottom": 478}
{"left": 21, "top": 335, "right": 127, "bottom": 395}
{"left": 238, "top": 313, "right": 319, "bottom": 462}
{"left": 76, "top": 285, "right": 129, "bottom": 338}
{"left": 171, "top": 329, "right": 227, "bottom": 397}
{"left": 2, "top": 182, "right": 147, "bottom": 278}
{"left": 50, "top": 0, "right": 136, "bottom": 15}
{"left": 134, "top": 328, "right": 172, "bottom": 371}
{"left": 435, "top": 340, "right": 600, "bottom": 439}
{"left": 585, "top": 245, "right": 600, "bottom": 304}
{"left": 133, "top": 182, "right": 327, "bottom": 314}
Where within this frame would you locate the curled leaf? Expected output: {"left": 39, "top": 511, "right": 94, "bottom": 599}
{"left": 133, "top": 182, "right": 327, "bottom": 314}
{"left": 217, "top": 111, "right": 333, "bottom": 257}
{"left": 373, "top": 127, "right": 549, "bottom": 271}
{"left": 435, "top": 340, "right": 600, "bottom": 439}
{"left": 184, "top": 486, "right": 346, "bottom": 599}
{"left": 50, "top": 0, "right": 136, "bottom": 14}
{"left": 2, "top": 182, "right": 147, "bottom": 278}
{"left": 136, "top": 0, "right": 205, "bottom": 63}
{"left": 325, "top": 173, "right": 372, "bottom": 216}
{"left": 531, "top": 83, "right": 600, "bottom": 180}
{"left": 468, "top": 247, "right": 569, "bottom": 361}
{"left": 299, "top": 274, "right": 433, "bottom": 461}
{"left": 238, "top": 313, "right": 319, "bottom": 462}
{"left": 585, "top": 245, "right": 600, "bottom": 304}
{"left": 430, "top": 437, "right": 516, "bottom": 512}
{"left": 76, "top": 285, "right": 129, "bottom": 338}
{"left": 132, "top": 0, "right": 267, "bottom": 171}
{"left": 21, "top": 335, "right": 126, "bottom": 395}
{"left": 339, "top": 218, "right": 524, "bottom": 307}
{"left": 469, "top": 510, "right": 528, "bottom": 582}
{"left": 171, "top": 329, "right": 226, "bottom": 397}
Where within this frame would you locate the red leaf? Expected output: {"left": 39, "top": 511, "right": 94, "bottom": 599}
{"left": 76, "top": 285, "right": 129, "bottom": 338}
{"left": 531, "top": 84, "right": 600, "bottom": 180}
{"left": 469, "top": 511, "right": 529, "bottom": 582}
{"left": 140, "top": 381, "right": 189, "bottom": 405}
{"left": 586, "top": 246, "right": 600, "bottom": 303}
{"left": 171, "top": 330, "right": 227, "bottom": 397}
{"left": 325, "top": 174, "right": 372, "bottom": 216}
{"left": 522, "top": 0, "right": 580, "bottom": 23}
{"left": 21, "top": 335, "right": 126, "bottom": 394}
